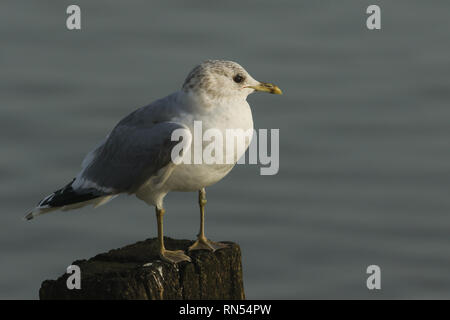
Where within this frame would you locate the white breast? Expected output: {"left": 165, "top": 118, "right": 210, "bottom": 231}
{"left": 136, "top": 94, "right": 254, "bottom": 207}
{"left": 165, "top": 98, "right": 254, "bottom": 191}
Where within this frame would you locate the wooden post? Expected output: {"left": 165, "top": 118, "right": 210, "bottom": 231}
{"left": 39, "top": 237, "right": 245, "bottom": 300}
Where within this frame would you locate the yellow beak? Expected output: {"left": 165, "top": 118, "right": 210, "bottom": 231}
{"left": 246, "top": 82, "right": 283, "bottom": 95}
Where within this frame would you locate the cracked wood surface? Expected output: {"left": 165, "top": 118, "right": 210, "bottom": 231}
{"left": 39, "top": 237, "right": 245, "bottom": 300}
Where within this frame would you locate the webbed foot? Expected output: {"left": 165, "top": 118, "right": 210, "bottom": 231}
{"left": 188, "top": 237, "right": 228, "bottom": 252}
{"left": 160, "top": 249, "right": 191, "bottom": 264}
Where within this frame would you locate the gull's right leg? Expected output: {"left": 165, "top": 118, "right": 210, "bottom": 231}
{"left": 155, "top": 206, "right": 191, "bottom": 264}
{"left": 188, "top": 188, "right": 228, "bottom": 252}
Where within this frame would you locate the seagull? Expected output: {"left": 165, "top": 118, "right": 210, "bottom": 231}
{"left": 25, "top": 60, "right": 282, "bottom": 263}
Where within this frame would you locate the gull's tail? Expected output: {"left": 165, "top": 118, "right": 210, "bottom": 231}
{"left": 24, "top": 179, "right": 115, "bottom": 221}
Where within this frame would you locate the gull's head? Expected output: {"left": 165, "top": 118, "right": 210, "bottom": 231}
{"left": 182, "top": 60, "right": 282, "bottom": 101}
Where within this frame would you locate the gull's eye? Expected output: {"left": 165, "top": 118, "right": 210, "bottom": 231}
{"left": 233, "top": 74, "right": 245, "bottom": 83}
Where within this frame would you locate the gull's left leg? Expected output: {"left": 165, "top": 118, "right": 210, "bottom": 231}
{"left": 189, "top": 188, "right": 228, "bottom": 252}
{"left": 155, "top": 206, "right": 191, "bottom": 264}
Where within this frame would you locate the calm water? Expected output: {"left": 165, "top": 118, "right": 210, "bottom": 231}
{"left": 1, "top": 0, "right": 450, "bottom": 299}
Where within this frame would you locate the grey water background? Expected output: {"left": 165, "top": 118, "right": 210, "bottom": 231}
{"left": 1, "top": 0, "right": 450, "bottom": 299}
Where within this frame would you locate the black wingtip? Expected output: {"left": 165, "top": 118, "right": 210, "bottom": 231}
{"left": 23, "top": 212, "right": 34, "bottom": 221}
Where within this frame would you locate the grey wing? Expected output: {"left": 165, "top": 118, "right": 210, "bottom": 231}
{"left": 73, "top": 121, "right": 192, "bottom": 194}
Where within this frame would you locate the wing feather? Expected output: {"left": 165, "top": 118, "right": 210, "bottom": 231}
{"left": 74, "top": 121, "right": 191, "bottom": 193}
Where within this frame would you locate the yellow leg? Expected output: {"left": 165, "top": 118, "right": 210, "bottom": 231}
{"left": 189, "top": 188, "right": 228, "bottom": 252}
{"left": 155, "top": 207, "right": 191, "bottom": 263}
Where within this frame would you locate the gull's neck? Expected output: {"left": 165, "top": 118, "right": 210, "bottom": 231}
{"left": 182, "top": 88, "right": 248, "bottom": 110}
